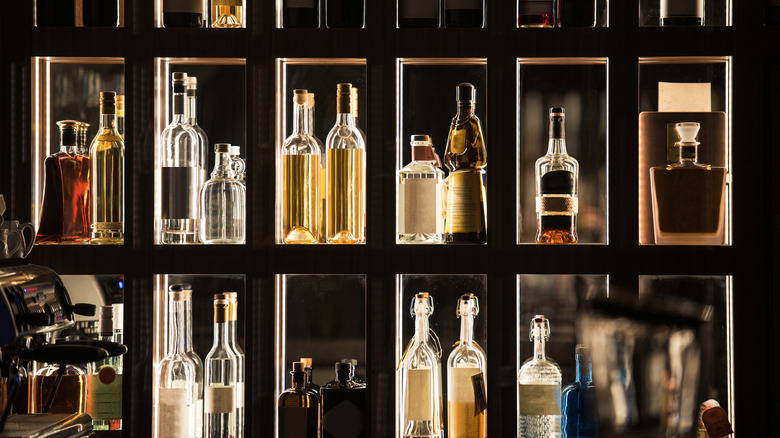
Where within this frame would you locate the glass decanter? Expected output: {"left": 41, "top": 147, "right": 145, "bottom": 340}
{"left": 200, "top": 143, "right": 246, "bottom": 244}
{"left": 398, "top": 135, "right": 445, "bottom": 244}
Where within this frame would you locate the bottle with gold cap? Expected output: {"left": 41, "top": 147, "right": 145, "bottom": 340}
{"left": 204, "top": 295, "right": 237, "bottom": 438}
{"left": 220, "top": 292, "right": 245, "bottom": 438}
{"left": 398, "top": 134, "right": 444, "bottom": 244}
{"left": 282, "top": 89, "right": 321, "bottom": 244}
{"left": 200, "top": 143, "right": 246, "bottom": 244}
{"left": 116, "top": 95, "right": 125, "bottom": 139}
{"left": 326, "top": 83, "right": 366, "bottom": 244}
{"left": 90, "top": 91, "right": 125, "bottom": 244}
{"left": 278, "top": 361, "right": 320, "bottom": 438}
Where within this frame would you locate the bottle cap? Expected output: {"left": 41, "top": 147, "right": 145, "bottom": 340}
{"left": 306, "top": 92, "right": 315, "bottom": 109}
{"left": 292, "top": 361, "right": 305, "bottom": 372}
{"left": 335, "top": 361, "right": 354, "bottom": 375}
{"left": 549, "top": 107, "right": 565, "bottom": 116}
{"left": 229, "top": 145, "right": 241, "bottom": 156}
{"left": 410, "top": 135, "right": 441, "bottom": 167}
{"left": 100, "top": 91, "right": 117, "bottom": 114}
{"left": 169, "top": 283, "right": 192, "bottom": 301}
{"left": 300, "top": 357, "right": 313, "bottom": 368}
{"left": 56, "top": 120, "right": 80, "bottom": 132}
{"left": 186, "top": 76, "right": 197, "bottom": 88}
{"left": 116, "top": 95, "right": 125, "bottom": 114}
{"left": 675, "top": 122, "right": 701, "bottom": 145}
{"left": 214, "top": 143, "right": 231, "bottom": 153}
{"left": 457, "top": 293, "right": 479, "bottom": 317}
{"left": 337, "top": 83, "right": 353, "bottom": 114}
{"left": 98, "top": 305, "right": 114, "bottom": 335}
{"left": 172, "top": 72, "right": 187, "bottom": 93}
{"left": 575, "top": 344, "right": 590, "bottom": 355}
{"left": 293, "top": 89, "right": 308, "bottom": 106}
{"left": 224, "top": 291, "right": 238, "bottom": 302}
{"left": 112, "top": 303, "right": 123, "bottom": 332}
{"left": 77, "top": 122, "right": 90, "bottom": 131}
{"left": 456, "top": 82, "right": 475, "bottom": 102}
{"left": 350, "top": 87, "right": 359, "bottom": 118}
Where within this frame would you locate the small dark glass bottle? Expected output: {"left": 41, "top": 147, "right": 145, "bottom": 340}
{"left": 398, "top": 0, "right": 440, "bottom": 28}
{"left": 326, "top": 0, "right": 365, "bottom": 28}
{"left": 83, "top": 0, "right": 119, "bottom": 26}
{"left": 36, "top": 0, "right": 75, "bottom": 26}
{"left": 321, "top": 361, "right": 366, "bottom": 438}
{"left": 444, "top": 0, "right": 484, "bottom": 28}
{"left": 283, "top": 0, "right": 319, "bottom": 28}
{"left": 278, "top": 362, "right": 320, "bottom": 438}
{"left": 163, "top": 0, "right": 204, "bottom": 27}
{"left": 558, "top": 0, "right": 596, "bottom": 27}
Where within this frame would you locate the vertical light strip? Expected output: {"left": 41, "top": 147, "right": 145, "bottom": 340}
{"left": 726, "top": 57, "right": 733, "bottom": 246}
{"left": 31, "top": 57, "right": 42, "bottom": 228}
{"left": 726, "top": 275, "right": 735, "bottom": 434}
{"left": 276, "top": 59, "right": 285, "bottom": 244}
{"left": 605, "top": 57, "right": 610, "bottom": 245}
{"left": 274, "top": 274, "right": 287, "bottom": 438}
{"left": 395, "top": 60, "right": 403, "bottom": 244}
{"left": 394, "top": 274, "right": 402, "bottom": 438}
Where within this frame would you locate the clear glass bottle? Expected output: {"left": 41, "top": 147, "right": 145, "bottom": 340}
{"left": 211, "top": 0, "right": 244, "bottom": 27}
{"left": 350, "top": 87, "right": 367, "bottom": 146}
{"left": 306, "top": 92, "right": 328, "bottom": 243}
{"left": 278, "top": 361, "right": 320, "bottom": 438}
{"left": 116, "top": 94, "right": 125, "bottom": 139}
{"left": 158, "top": 72, "right": 202, "bottom": 244}
{"left": 154, "top": 285, "right": 201, "bottom": 438}
{"left": 200, "top": 143, "right": 246, "bottom": 244}
{"left": 650, "top": 122, "right": 727, "bottom": 245}
{"left": 561, "top": 345, "right": 597, "bottom": 438}
{"left": 37, "top": 120, "right": 91, "bottom": 244}
{"left": 183, "top": 285, "right": 205, "bottom": 438}
{"left": 186, "top": 76, "right": 210, "bottom": 185}
{"left": 447, "top": 294, "right": 487, "bottom": 438}
{"left": 517, "top": 0, "right": 554, "bottom": 27}
{"left": 87, "top": 305, "right": 123, "bottom": 431}
{"left": 326, "top": 83, "right": 366, "bottom": 244}
{"left": 398, "top": 135, "right": 445, "bottom": 244}
{"left": 535, "top": 108, "right": 579, "bottom": 244}
{"left": 400, "top": 293, "right": 443, "bottom": 438}
{"left": 222, "top": 292, "right": 245, "bottom": 438}
{"left": 229, "top": 145, "right": 246, "bottom": 186}
{"left": 321, "top": 361, "right": 366, "bottom": 438}
{"left": 444, "top": 83, "right": 487, "bottom": 244}
{"left": 660, "top": 0, "right": 704, "bottom": 26}
{"left": 204, "top": 295, "right": 237, "bottom": 438}
{"left": 90, "top": 91, "right": 125, "bottom": 244}
{"left": 518, "top": 315, "right": 562, "bottom": 438}
{"left": 283, "top": 89, "right": 321, "bottom": 244}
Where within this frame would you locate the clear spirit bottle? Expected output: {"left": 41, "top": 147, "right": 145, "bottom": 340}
{"left": 86, "top": 305, "right": 123, "bottom": 431}
{"left": 278, "top": 361, "right": 320, "bottom": 438}
{"left": 116, "top": 94, "right": 125, "bottom": 139}
{"left": 561, "top": 345, "right": 597, "bottom": 438}
{"left": 321, "top": 361, "right": 366, "bottom": 438}
{"left": 186, "top": 76, "right": 210, "bottom": 187}
{"left": 90, "top": 91, "right": 125, "bottom": 244}
{"left": 158, "top": 72, "right": 202, "bottom": 244}
{"left": 283, "top": 89, "right": 321, "bottom": 244}
{"left": 447, "top": 294, "right": 487, "bottom": 438}
{"left": 518, "top": 315, "right": 562, "bottom": 438}
{"left": 535, "top": 108, "right": 579, "bottom": 244}
{"left": 211, "top": 0, "right": 244, "bottom": 27}
{"left": 37, "top": 120, "right": 91, "bottom": 244}
{"left": 398, "top": 135, "right": 445, "bottom": 244}
{"left": 221, "top": 292, "right": 245, "bottom": 438}
{"left": 200, "top": 143, "right": 246, "bottom": 244}
{"left": 444, "top": 83, "right": 487, "bottom": 244}
{"left": 400, "top": 293, "right": 443, "bottom": 438}
{"left": 650, "top": 122, "right": 727, "bottom": 245}
{"left": 204, "top": 295, "right": 237, "bottom": 438}
{"left": 154, "top": 284, "right": 202, "bottom": 438}
{"left": 326, "top": 83, "right": 366, "bottom": 244}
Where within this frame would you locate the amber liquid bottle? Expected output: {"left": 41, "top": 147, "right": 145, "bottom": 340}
{"left": 37, "top": 120, "right": 91, "bottom": 244}
{"left": 31, "top": 363, "right": 87, "bottom": 414}
{"left": 278, "top": 361, "right": 320, "bottom": 438}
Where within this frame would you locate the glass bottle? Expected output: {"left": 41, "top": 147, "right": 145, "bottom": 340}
{"left": 518, "top": 315, "right": 562, "bottom": 438}
{"left": 154, "top": 285, "right": 200, "bottom": 438}
{"left": 182, "top": 285, "right": 205, "bottom": 438}
{"left": 650, "top": 122, "right": 727, "bottom": 245}
{"left": 87, "top": 305, "right": 123, "bottom": 431}
{"left": 222, "top": 292, "right": 245, "bottom": 438}
{"left": 535, "top": 108, "right": 579, "bottom": 244}
{"left": 660, "top": 0, "right": 704, "bottom": 26}
{"left": 283, "top": 89, "right": 321, "bottom": 244}
{"left": 283, "top": 0, "right": 319, "bottom": 27}
{"left": 326, "top": 83, "right": 366, "bottom": 244}
{"left": 300, "top": 358, "right": 321, "bottom": 395}
{"left": 211, "top": 0, "right": 243, "bottom": 27}
{"left": 561, "top": 345, "right": 597, "bottom": 438}
{"left": 517, "top": 0, "right": 555, "bottom": 27}
{"left": 31, "top": 351, "right": 87, "bottom": 414}
{"left": 558, "top": 0, "right": 596, "bottom": 27}
{"left": 83, "top": 0, "right": 119, "bottom": 26}
{"left": 444, "top": 82, "right": 487, "bottom": 244}
{"left": 186, "top": 76, "right": 210, "bottom": 187}
{"left": 278, "top": 361, "right": 320, "bottom": 438}
{"left": 90, "top": 91, "right": 125, "bottom": 244}
{"left": 77, "top": 122, "right": 91, "bottom": 155}
{"left": 398, "top": 135, "right": 444, "bottom": 244}
{"left": 204, "top": 295, "right": 237, "bottom": 438}
{"left": 36, "top": 0, "right": 75, "bottom": 26}
{"left": 163, "top": 0, "right": 205, "bottom": 27}
{"left": 325, "top": 0, "right": 365, "bottom": 28}
{"left": 447, "top": 294, "right": 487, "bottom": 438}
{"left": 158, "top": 72, "right": 202, "bottom": 244}
{"left": 306, "top": 92, "right": 328, "bottom": 243}
{"left": 200, "top": 143, "right": 246, "bottom": 244}
{"left": 116, "top": 95, "right": 125, "bottom": 139}
{"left": 350, "top": 87, "right": 367, "bottom": 146}
{"left": 398, "top": 0, "right": 440, "bottom": 28}
{"left": 400, "top": 293, "right": 443, "bottom": 438}
{"left": 444, "top": 0, "right": 484, "bottom": 27}
{"left": 37, "top": 120, "right": 91, "bottom": 244}
{"left": 229, "top": 145, "right": 246, "bottom": 186}
{"left": 321, "top": 361, "right": 366, "bottom": 438}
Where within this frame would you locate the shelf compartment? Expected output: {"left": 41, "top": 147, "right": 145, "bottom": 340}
{"left": 639, "top": 0, "right": 729, "bottom": 27}
{"left": 517, "top": 58, "right": 607, "bottom": 245}
{"left": 34, "top": 0, "right": 125, "bottom": 27}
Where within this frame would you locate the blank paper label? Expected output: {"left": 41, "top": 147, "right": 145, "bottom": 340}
{"left": 405, "top": 368, "right": 433, "bottom": 421}
{"left": 205, "top": 384, "right": 235, "bottom": 414}
{"left": 399, "top": 178, "right": 441, "bottom": 234}
{"left": 157, "top": 388, "right": 194, "bottom": 438}
{"left": 236, "top": 382, "right": 244, "bottom": 408}
{"left": 448, "top": 367, "right": 480, "bottom": 402}
{"left": 86, "top": 372, "right": 122, "bottom": 420}
{"left": 518, "top": 383, "right": 561, "bottom": 416}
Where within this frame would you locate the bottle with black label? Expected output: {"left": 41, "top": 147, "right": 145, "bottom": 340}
{"left": 278, "top": 362, "right": 320, "bottom": 438}
{"left": 444, "top": 0, "right": 484, "bottom": 28}
{"left": 398, "top": 0, "right": 440, "bottom": 28}
{"left": 283, "top": 0, "right": 319, "bottom": 27}
{"left": 83, "top": 0, "right": 119, "bottom": 26}
{"left": 163, "top": 0, "right": 205, "bottom": 27}
{"left": 534, "top": 107, "right": 579, "bottom": 244}
{"left": 321, "top": 361, "right": 366, "bottom": 438}
{"left": 36, "top": 0, "right": 75, "bottom": 26}
{"left": 325, "top": 0, "right": 365, "bottom": 28}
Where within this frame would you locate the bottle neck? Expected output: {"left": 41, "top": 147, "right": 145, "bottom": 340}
{"left": 547, "top": 119, "right": 567, "bottom": 155}
{"left": 678, "top": 143, "right": 699, "bottom": 164}
{"left": 183, "top": 298, "right": 195, "bottom": 354}
{"left": 335, "top": 113, "right": 356, "bottom": 127}
{"left": 459, "top": 313, "right": 474, "bottom": 345}
{"left": 414, "top": 312, "right": 430, "bottom": 344}
{"left": 172, "top": 92, "right": 186, "bottom": 118}
{"left": 186, "top": 92, "right": 198, "bottom": 124}
{"left": 213, "top": 319, "right": 229, "bottom": 347}
{"left": 212, "top": 151, "right": 233, "bottom": 178}
{"left": 167, "top": 299, "right": 189, "bottom": 355}
{"left": 292, "top": 102, "right": 309, "bottom": 136}
{"left": 575, "top": 352, "right": 592, "bottom": 384}
{"left": 291, "top": 371, "right": 306, "bottom": 390}
{"left": 306, "top": 105, "right": 315, "bottom": 135}
{"left": 533, "top": 327, "right": 546, "bottom": 361}
{"left": 456, "top": 102, "right": 475, "bottom": 118}
{"left": 99, "top": 113, "right": 118, "bottom": 134}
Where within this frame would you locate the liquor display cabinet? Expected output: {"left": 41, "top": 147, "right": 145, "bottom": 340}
{"left": 0, "top": 0, "right": 778, "bottom": 436}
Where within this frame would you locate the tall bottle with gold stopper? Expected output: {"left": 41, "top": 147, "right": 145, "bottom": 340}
{"left": 204, "top": 295, "right": 237, "bottom": 438}
{"left": 282, "top": 89, "right": 321, "bottom": 244}
{"left": 222, "top": 292, "right": 245, "bottom": 438}
{"left": 306, "top": 92, "right": 328, "bottom": 243}
{"left": 326, "top": 83, "right": 366, "bottom": 244}
{"left": 90, "top": 91, "right": 125, "bottom": 244}
{"left": 444, "top": 83, "right": 487, "bottom": 244}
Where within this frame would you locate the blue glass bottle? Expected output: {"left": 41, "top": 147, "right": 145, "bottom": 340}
{"left": 561, "top": 345, "right": 597, "bottom": 437}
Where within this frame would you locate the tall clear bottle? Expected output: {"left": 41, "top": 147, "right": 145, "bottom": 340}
{"left": 90, "top": 91, "right": 125, "bottom": 244}
{"left": 222, "top": 292, "right": 245, "bottom": 438}
{"left": 186, "top": 76, "right": 210, "bottom": 185}
{"left": 204, "top": 295, "right": 237, "bottom": 438}
{"left": 400, "top": 293, "right": 442, "bottom": 438}
{"left": 87, "top": 305, "right": 123, "bottom": 431}
{"left": 283, "top": 89, "right": 321, "bottom": 244}
{"left": 350, "top": 87, "right": 367, "bottom": 146}
{"left": 154, "top": 285, "right": 201, "bottom": 438}
{"left": 306, "top": 92, "right": 328, "bottom": 243}
{"left": 398, "top": 135, "right": 445, "bottom": 244}
{"left": 278, "top": 361, "right": 320, "bottom": 438}
{"left": 200, "top": 143, "right": 246, "bottom": 244}
{"left": 561, "top": 345, "right": 597, "bottom": 438}
{"left": 518, "top": 315, "right": 562, "bottom": 438}
{"left": 444, "top": 83, "right": 487, "bottom": 244}
{"left": 158, "top": 72, "right": 202, "bottom": 244}
{"left": 447, "top": 294, "right": 487, "bottom": 438}
{"left": 535, "top": 108, "right": 579, "bottom": 244}
{"left": 326, "top": 83, "right": 366, "bottom": 244}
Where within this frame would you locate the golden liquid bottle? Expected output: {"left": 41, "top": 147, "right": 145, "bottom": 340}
{"left": 90, "top": 91, "right": 125, "bottom": 244}
{"left": 31, "top": 363, "right": 87, "bottom": 414}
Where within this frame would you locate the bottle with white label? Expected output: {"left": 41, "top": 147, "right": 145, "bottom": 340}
{"left": 154, "top": 285, "right": 201, "bottom": 438}
{"left": 447, "top": 294, "right": 486, "bottom": 438}
{"left": 398, "top": 135, "right": 444, "bottom": 244}
{"left": 517, "top": 315, "right": 562, "bottom": 438}
{"left": 400, "top": 293, "right": 442, "bottom": 438}
{"left": 87, "top": 305, "right": 124, "bottom": 431}
{"left": 204, "top": 295, "right": 237, "bottom": 438}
